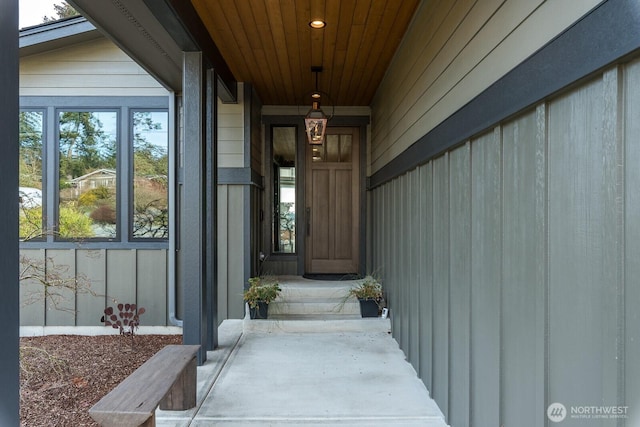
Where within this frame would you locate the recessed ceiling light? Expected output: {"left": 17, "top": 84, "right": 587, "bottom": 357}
{"left": 309, "top": 20, "right": 326, "bottom": 29}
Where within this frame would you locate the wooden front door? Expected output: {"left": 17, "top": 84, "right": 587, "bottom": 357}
{"left": 305, "top": 127, "right": 360, "bottom": 274}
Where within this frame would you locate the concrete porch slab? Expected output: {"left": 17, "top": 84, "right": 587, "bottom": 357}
{"left": 156, "top": 319, "right": 447, "bottom": 426}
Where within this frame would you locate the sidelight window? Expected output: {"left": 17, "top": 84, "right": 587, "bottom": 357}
{"left": 272, "top": 126, "right": 296, "bottom": 253}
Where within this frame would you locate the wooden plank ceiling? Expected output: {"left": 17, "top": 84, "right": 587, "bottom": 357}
{"left": 191, "top": 0, "right": 420, "bottom": 106}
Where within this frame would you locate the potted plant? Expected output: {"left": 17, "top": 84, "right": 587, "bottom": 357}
{"left": 243, "top": 276, "right": 281, "bottom": 319}
{"left": 349, "top": 276, "right": 383, "bottom": 317}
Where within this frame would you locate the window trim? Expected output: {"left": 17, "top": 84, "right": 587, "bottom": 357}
{"left": 54, "top": 107, "right": 121, "bottom": 242}
{"left": 18, "top": 96, "right": 169, "bottom": 249}
{"left": 129, "top": 108, "right": 170, "bottom": 242}
{"left": 270, "top": 125, "right": 298, "bottom": 255}
{"left": 18, "top": 108, "right": 46, "bottom": 242}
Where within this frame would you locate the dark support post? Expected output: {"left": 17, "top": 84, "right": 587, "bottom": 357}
{"left": 205, "top": 68, "right": 218, "bottom": 350}
{"left": 0, "top": 0, "right": 20, "bottom": 424}
{"left": 181, "top": 51, "right": 208, "bottom": 363}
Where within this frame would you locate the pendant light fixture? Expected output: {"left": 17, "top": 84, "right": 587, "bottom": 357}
{"left": 305, "top": 66, "right": 328, "bottom": 145}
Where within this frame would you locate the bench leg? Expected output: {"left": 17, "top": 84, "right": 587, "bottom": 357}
{"left": 140, "top": 413, "right": 155, "bottom": 427}
{"left": 159, "top": 356, "right": 197, "bottom": 410}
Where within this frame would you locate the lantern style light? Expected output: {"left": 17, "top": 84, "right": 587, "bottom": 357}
{"left": 305, "top": 67, "right": 328, "bottom": 145}
{"left": 305, "top": 101, "right": 327, "bottom": 145}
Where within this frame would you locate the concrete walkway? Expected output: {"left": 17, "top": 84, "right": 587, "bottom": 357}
{"left": 157, "top": 318, "right": 447, "bottom": 426}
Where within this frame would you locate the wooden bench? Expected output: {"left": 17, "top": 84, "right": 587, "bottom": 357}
{"left": 89, "top": 345, "right": 200, "bottom": 427}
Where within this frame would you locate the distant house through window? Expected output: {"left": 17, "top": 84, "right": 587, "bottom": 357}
{"left": 58, "top": 110, "right": 118, "bottom": 239}
{"left": 18, "top": 101, "right": 169, "bottom": 244}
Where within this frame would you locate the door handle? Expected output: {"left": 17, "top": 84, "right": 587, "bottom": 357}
{"left": 306, "top": 207, "right": 311, "bottom": 236}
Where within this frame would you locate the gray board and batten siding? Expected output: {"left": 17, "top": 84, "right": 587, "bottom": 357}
{"left": 20, "top": 249, "right": 168, "bottom": 327}
{"left": 19, "top": 30, "right": 174, "bottom": 329}
{"left": 370, "top": 2, "right": 640, "bottom": 427}
{"left": 217, "top": 83, "right": 264, "bottom": 320}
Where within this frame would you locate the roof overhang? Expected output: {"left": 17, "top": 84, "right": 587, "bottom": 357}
{"left": 19, "top": 16, "right": 102, "bottom": 57}
{"left": 66, "top": 0, "right": 237, "bottom": 101}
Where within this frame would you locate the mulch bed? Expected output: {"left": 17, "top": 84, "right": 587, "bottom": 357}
{"left": 20, "top": 334, "right": 182, "bottom": 427}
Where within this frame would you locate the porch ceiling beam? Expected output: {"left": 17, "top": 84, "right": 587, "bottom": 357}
{"left": 143, "top": 0, "right": 237, "bottom": 103}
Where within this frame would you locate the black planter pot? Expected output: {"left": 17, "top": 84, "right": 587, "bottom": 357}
{"left": 358, "top": 298, "right": 379, "bottom": 317}
{"left": 249, "top": 301, "right": 269, "bottom": 319}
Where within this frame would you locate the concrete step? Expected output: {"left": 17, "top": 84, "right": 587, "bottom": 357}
{"left": 245, "top": 277, "right": 379, "bottom": 327}
{"left": 269, "top": 298, "right": 360, "bottom": 316}
{"left": 243, "top": 316, "right": 391, "bottom": 333}
{"left": 266, "top": 278, "right": 362, "bottom": 319}
{"left": 277, "top": 282, "right": 355, "bottom": 300}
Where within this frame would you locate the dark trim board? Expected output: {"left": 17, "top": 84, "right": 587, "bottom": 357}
{"left": 20, "top": 96, "right": 169, "bottom": 108}
{"left": 218, "top": 167, "right": 263, "bottom": 187}
{"left": 0, "top": 0, "right": 20, "bottom": 424}
{"left": 369, "top": 0, "right": 640, "bottom": 189}
{"left": 19, "top": 16, "right": 101, "bottom": 57}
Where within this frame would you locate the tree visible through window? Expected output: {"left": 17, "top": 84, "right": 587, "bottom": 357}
{"left": 132, "top": 111, "right": 169, "bottom": 239}
{"left": 58, "top": 111, "right": 118, "bottom": 239}
{"left": 19, "top": 111, "right": 43, "bottom": 240}
{"left": 18, "top": 106, "right": 169, "bottom": 243}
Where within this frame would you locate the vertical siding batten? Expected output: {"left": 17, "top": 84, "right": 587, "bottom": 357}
{"left": 217, "top": 185, "right": 229, "bottom": 321}
{"left": 469, "top": 128, "right": 502, "bottom": 426}
{"left": 601, "top": 66, "right": 625, "bottom": 414}
{"left": 418, "top": 161, "right": 433, "bottom": 386}
{"left": 76, "top": 249, "right": 107, "bottom": 326}
{"left": 391, "top": 177, "right": 400, "bottom": 340}
{"left": 500, "top": 107, "right": 544, "bottom": 426}
{"left": 19, "top": 249, "right": 46, "bottom": 326}
{"left": 136, "top": 250, "right": 168, "bottom": 326}
{"left": 623, "top": 56, "right": 640, "bottom": 424}
{"left": 45, "top": 249, "right": 76, "bottom": 326}
{"left": 547, "top": 73, "right": 620, "bottom": 424}
{"left": 106, "top": 250, "right": 137, "bottom": 311}
{"left": 408, "top": 167, "right": 420, "bottom": 369}
{"left": 447, "top": 142, "right": 471, "bottom": 427}
{"left": 432, "top": 153, "right": 450, "bottom": 418}
{"left": 401, "top": 171, "right": 410, "bottom": 357}
{"left": 534, "top": 102, "right": 548, "bottom": 427}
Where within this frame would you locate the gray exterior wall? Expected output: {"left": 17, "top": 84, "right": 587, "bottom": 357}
{"left": 20, "top": 37, "right": 167, "bottom": 97}
{"left": 217, "top": 83, "right": 263, "bottom": 320}
{"left": 217, "top": 184, "right": 247, "bottom": 320}
{"left": 370, "top": 0, "right": 601, "bottom": 174}
{"left": 18, "top": 33, "right": 174, "bottom": 328}
{"left": 371, "top": 59, "right": 640, "bottom": 426}
{"left": 20, "top": 249, "right": 168, "bottom": 326}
